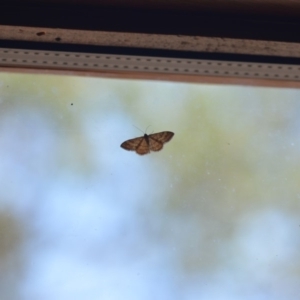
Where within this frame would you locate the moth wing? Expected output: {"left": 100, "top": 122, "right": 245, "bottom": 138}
{"left": 148, "top": 131, "right": 174, "bottom": 152}
{"left": 120, "top": 136, "right": 150, "bottom": 155}
{"left": 135, "top": 137, "right": 150, "bottom": 155}
{"left": 121, "top": 136, "right": 144, "bottom": 151}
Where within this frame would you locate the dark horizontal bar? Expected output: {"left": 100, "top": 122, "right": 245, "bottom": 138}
{"left": 1, "top": 4, "right": 300, "bottom": 43}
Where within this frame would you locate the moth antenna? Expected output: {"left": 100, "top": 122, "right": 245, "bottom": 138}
{"left": 132, "top": 125, "right": 144, "bottom": 134}
{"left": 145, "top": 125, "right": 152, "bottom": 134}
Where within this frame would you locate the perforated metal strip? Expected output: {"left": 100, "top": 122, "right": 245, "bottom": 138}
{"left": 1, "top": 48, "right": 300, "bottom": 81}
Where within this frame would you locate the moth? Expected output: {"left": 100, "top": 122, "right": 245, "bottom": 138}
{"left": 120, "top": 131, "right": 174, "bottom": 155}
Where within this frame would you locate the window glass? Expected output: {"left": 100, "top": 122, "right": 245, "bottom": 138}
{"left": 0, "top": 72, "right": 299, "bottom": 299}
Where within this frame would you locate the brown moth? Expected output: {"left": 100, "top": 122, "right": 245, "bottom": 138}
{"left": 120, "top": 131, "right": 174, "bottom": 155}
